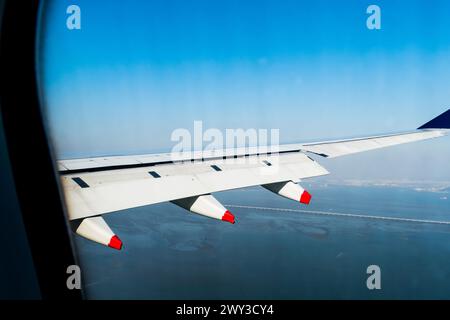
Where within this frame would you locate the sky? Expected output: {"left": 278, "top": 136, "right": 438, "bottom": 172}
{"left": 37, "top": 0, "right": 450, "bottom": 181}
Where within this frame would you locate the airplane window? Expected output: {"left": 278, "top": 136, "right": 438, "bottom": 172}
{"left": 36, "top": 0, "right": 450, "bottom": 300}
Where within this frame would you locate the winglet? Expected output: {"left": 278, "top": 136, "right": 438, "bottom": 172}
{"left": 418, "top": 109, "right": 450, "bottom": 129}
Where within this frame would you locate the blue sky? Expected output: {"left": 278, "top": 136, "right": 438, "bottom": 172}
{"left": 38, "top": 0, "right": 450, "bottom": 180}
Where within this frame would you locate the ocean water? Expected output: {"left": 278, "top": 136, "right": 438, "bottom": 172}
{"left": 74, "top": 184, "right": 450, "bottom": 299}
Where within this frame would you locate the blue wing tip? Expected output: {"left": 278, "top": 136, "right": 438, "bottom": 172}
{"left": 418, "top": 109, "right": 450, "bottom": 129}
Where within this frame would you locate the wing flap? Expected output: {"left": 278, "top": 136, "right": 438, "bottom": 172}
{"left": 62, "top": 153, "right": 329, "bottom": 220}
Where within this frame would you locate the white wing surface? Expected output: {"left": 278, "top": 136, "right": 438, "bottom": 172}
{"left": 58, "top": 109, "right": 450, "bottom": 249}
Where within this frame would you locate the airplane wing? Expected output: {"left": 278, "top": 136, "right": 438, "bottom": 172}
{"left": 298, "top": 128, "right": 447, "bottom": 158}
{"left": 58, "top": 109, "right": 450, "bottom": 249}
